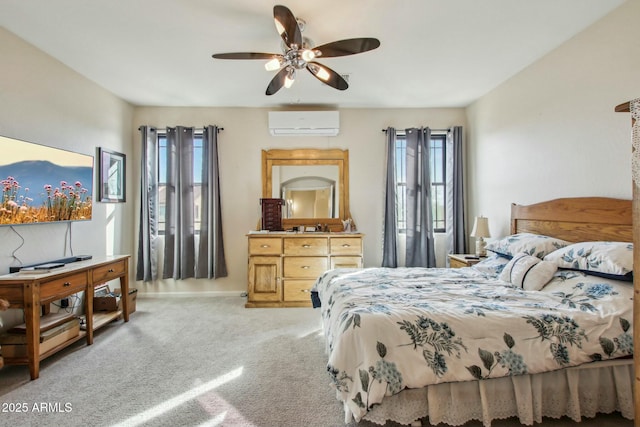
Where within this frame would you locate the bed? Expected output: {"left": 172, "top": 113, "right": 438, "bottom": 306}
{"left": 313, "top": 197, "right": 634, "bottom": 426}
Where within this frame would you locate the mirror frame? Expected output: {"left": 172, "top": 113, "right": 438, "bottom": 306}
{"left": 262, "top": 148, "right": 350, "bottom": 230}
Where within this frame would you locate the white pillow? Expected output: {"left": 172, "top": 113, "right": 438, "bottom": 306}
{"left": 499, "top": 253, "right": 558, "bottom": 291}
{"left": 543, "top": 241, "right": 633, "bottom": 281}
{"left": 485, "top": 233, "right": 569, "bottom": 260}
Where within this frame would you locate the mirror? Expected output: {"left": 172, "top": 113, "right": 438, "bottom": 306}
{"left": 277, "top": 167, "right": 338, "bottom": 218}
{"left": 262, "top": 148, "right": 350, "bottom": 230}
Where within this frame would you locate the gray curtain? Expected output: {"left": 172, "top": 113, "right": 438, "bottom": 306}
{"left": 136, "top": 125, "right": 227, "bottom": 281}
{"left": 405, "top": 127, "right": 436, "bottom": 267}
{"left": 136, "top": 126, "right": 158, "bottom": 281}
{"left": 163, "top": 126, "right": 196, "bottom": 279}
{"left": 196, "top": 126, "right": 228, "bottom": 279}
{"left": 382, "top": 127, "right": 398, "bottom": 267}
{"left": 446, "top": 126, "right": 467, "bottom": 255}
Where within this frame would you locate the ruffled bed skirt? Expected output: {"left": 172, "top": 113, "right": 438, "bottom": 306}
{"left": 348, "top": 359, "right": 633, "bottom": 426}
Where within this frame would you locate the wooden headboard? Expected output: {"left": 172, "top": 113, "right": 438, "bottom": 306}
{"left": 510, "top": 197, "right": 632, "bottom": 243}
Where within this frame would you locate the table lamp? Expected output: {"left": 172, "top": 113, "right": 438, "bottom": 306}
{"left": 471, "top": 216, "right": 491, "bottom": 257}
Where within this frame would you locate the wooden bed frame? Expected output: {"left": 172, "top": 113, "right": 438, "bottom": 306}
{"left": 359, "top": 196, "right": 634, "bottom": 426}
{"left": 510, "top": 196, "right": 632, "bottom": 243}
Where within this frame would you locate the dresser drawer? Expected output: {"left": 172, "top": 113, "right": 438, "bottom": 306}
{"left": 283, "top": 279, "right": 314, "bottom": 302}
{"left": 331, "top": 256, "right": 363, "bottom": 269}
{"left": 330, "top": 237, "right": 362, "bottom": 256}
{"left": 284, "top": 237, "right": 328, "bottom": 256}
{"left": 249, "top": 237, "right": 283, "bottom": 255}
{"left": 40, "top": 272, "right": 88, "bottom": 302}
{"left": 283, "top": 256, "right": 328, "bottom": 278}
{"left": 93, "top": 260, "right": 127, "bottom": 283}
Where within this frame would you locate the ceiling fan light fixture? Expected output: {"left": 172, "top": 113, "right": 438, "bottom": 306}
{"left": 265, "top": 57, "right": 282, "bottom": 71}
{"left": 315, "top": 66, "right": 331, "bottom": 81}
{"left": 300, "top": 48, "right": 316, "bottom": 62}
{"left": 212, "top": 5, "right": 380, "bottom": 95}
{"left": 284, "top": 67, "right": 296, "bottom": 88}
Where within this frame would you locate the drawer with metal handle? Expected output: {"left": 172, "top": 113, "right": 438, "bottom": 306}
{"left": 283, "top": 237, "right": 328, "bottom": 256}
{"left": 330, "top": 237, "right": 362, "bottom": 256}
{"left": 40, "top": 272, "right": 89, "bottom": 302}
{"left": 283, "top": 256, "right": 328, "bottom": 278}
{"left": 248, "top": 237, "right": 283, "bottom": 255}
{"left": 283, "top": 280, "right": 315, "bottom": 302}
{"left": 92, "top": 260, "right": 127, "bottom": 283}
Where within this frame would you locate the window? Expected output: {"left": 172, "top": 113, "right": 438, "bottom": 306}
{"left": 157, "top": 132, "right": 204, "bottom": 234}
{"left": 395, "top": 133, "right": 446, "bottom": 233}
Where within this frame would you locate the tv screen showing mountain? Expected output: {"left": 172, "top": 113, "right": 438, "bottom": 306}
{"left": 0, "top": 135, "right": 93, "bottom": 225}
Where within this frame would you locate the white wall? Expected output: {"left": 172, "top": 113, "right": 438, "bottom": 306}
{"left": 466, "top": 0, "right": 640, "bottom": 240}
{"left": 0, "top": 28, "right": 134, "bottom": 331}
{"left": 132, "top": 107, "right": 466, "bottom": 295}
{"left": 6, "top": 0, "right": 635, "bottom": 304}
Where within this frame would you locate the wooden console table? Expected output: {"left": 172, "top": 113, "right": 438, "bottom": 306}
{"left": 0, "top": 255, "right": 130, "bottom": 379}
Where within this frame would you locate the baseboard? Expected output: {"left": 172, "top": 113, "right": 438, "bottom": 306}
{"left": 137, "top": 291, "right": 244, "bottom": 298}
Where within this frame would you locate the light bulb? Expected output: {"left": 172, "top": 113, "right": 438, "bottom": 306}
{"left": 265, "top": 58, "right": 281, "bottom": 71}
{"left": 301, "top": 49, "right": 315, "bottom": 62}
{"left": 284, "top": 68, "right": 295, "bottom": 88}
{"left": 315, "top": 67, "right": 330, "bottom": 81}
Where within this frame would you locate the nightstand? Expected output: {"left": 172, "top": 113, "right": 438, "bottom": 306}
{"left": 448, "top": 254, "right": 481, "bottom": 268}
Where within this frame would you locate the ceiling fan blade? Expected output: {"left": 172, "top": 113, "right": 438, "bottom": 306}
{"left": 266, "top": 67, "right": 290, "bottom": 96}
{"left": 314, "top": 38, "right": 381, "bottom": 58}
{"left": 273, "top": 5, "right": 302, "bottom": 48}
{"left": 306, "top": 62, "right": 348, "bottom": 91}
{"left": 212, "top": 52, "right": 280, "bottom": 60}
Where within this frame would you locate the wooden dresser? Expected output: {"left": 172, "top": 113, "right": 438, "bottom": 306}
{"left": 246, "top": 233, "right": 363, "bottom": 307}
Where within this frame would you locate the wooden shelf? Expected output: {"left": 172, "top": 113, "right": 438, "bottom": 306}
{"left": 2, "top": 311, "right": 123, "bottom": 365}
{"left": 92, "top": 310, "right": 123, "bottom": 330}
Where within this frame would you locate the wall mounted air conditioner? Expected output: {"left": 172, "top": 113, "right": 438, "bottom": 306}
{"left": 268, "top": 111, "right": 339, "bottom": 136}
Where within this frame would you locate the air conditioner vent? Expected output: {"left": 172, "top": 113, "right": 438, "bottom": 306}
{"left": 268, "top": 111, "right": 339, "bottom": 137}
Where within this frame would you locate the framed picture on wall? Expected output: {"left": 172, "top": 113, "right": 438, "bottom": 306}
{"left": 98, "top": 148, "right": 126, "bottom": 203}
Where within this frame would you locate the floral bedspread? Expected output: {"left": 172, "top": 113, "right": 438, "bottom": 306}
{"left": 313, "top": 265, "right": 633, "bottom": 422}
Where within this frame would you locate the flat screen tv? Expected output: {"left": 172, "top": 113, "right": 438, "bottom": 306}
{"left": 0, "top": 135, "right": 93, "bottom": 225}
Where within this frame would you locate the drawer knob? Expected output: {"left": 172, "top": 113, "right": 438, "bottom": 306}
{"left": 301, "top": 266, "right": 310, "bottom": 269}
{"left": 260, "top": 244, "right": 269, "bottom": 248}
{"left": 108, "top": 268, "right": 115, "bottom": 273}
{"left": 302, "top": 244, "right": 311, "bottom": 248}
{"left": 63, "top": 282, "right": 71, "bottom": 287}
{"left": 301, "top": 289, "right": 310, "bottom": 293}
{"left": 342, "top": 244, "right": 351, "bottom": 247}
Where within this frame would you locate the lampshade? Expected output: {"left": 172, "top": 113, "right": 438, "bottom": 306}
{"left": 470, "top": 216, "right": 491, "bottom": 238}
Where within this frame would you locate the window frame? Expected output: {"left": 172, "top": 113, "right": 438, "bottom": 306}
{"left": 156, "top": 130, "right": 205, "bottom": 235}
{"left": 394, "top": 131, "right": 447, "bottom": 233}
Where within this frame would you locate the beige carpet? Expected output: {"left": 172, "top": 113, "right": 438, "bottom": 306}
{"left": 0, "top": 296, "right": 632, "bottom": 427}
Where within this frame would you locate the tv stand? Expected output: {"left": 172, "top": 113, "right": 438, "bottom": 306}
{"left": 0, "top": 255, "right": 130, "bottom": 379}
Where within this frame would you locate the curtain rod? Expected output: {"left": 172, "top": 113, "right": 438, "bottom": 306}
{"left": 147, "top": 126, "right": 224, "bottom": 132}
{"left": 381, "top": 128, "right": 450, "bottom": 132}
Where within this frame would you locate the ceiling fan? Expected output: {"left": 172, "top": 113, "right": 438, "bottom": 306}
{"left": 212, "top": 5, "right": 380, "bottom": 95}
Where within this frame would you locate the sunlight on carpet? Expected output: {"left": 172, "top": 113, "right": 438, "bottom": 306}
{"left": 111, "top": 367, "right": 244, "bottom": 427}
